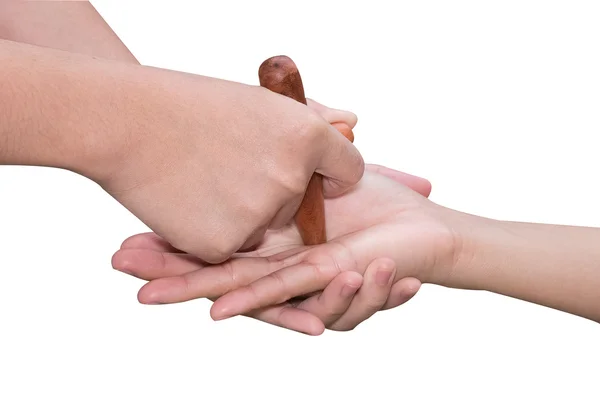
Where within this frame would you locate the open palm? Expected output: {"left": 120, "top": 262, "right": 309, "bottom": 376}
{"left": 206, "top": 168, "right": 453, "bottom": 321}
{"left": 113, "top": 165, "right": 432, "bottom": 334}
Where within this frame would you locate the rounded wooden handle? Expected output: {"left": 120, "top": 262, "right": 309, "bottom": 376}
{"left": 258, "top": 55, "right": 354, "bottom": 245}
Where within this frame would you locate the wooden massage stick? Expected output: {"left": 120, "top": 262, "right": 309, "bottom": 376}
{"left": 258, "top": 56, "right": 354, "bottom": 245}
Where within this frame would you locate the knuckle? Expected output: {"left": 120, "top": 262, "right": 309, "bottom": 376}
{"left": 297, "top": 111, "right": 325, "bottom": 143}
{"left": 268, "top": 165, "right": 309, "bottom": 199}
{"left": 243, "top": 196, "right": 269, "bottom": 222}
{"left": 204, "top": 238, "right": 240, "bottom": 264}
{"left": 222, "top": 261, "right": 239, "bottom": 287}
{"left": 158, "top": 251, "right": 168, "bottom": 271}
{"left": 180, "top": 274, "right": 193, "bottom": 296}
{"left": 286, "top": 113, "right": 328, "bottom": 158}
{"left": 245, "top": 282, "right": 264, "bottom": 307}
{"left": 262, "top": 272, "right": 293, "bottom": 305}
{"left": 309, "top": 260, "right": 337, "bottom": 283}
{"left": 279, "top": 170, "right": 309, "bottom": 195}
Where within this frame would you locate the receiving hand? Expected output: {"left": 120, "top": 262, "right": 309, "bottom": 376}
{"left": 113, "top": 159, "right": 432, "bottom": 334}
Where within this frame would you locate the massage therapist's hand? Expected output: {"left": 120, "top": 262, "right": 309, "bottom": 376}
{"left": 1, "top": 41, "right": 364, "bottom": 263}
{"left": 98, "top": 72, "right": 365, "bottom": 263}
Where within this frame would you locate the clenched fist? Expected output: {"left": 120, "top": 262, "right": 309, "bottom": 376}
{"left": 1, "top": 41, "right": 364, "bottom": 263}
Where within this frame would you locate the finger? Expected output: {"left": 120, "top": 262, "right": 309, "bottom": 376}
{"left": 318, "top": 122, "right": 365, "bottom": 198}
{"left": 295, "top": 271, "right": 363, "bottom": 326}
{"left": 112, "top": 249, "right": 203, "bottom": 280}
{"left": 246, "top": 305, "right": 325, "bottom": 336}
{"left": 120, "top": 232, "right": 184, "bottom": 253}
{"left": 365, "top": 164, "right": 432, "bottom": 198}
{"left": 329, "top": 258, "right": 396, "bottom": 331}
{"left": 137, "top": 256, "right": 277, "bottom": 305}
{"left": 306, "top": 98, "right": 358, "bottom": 129}
{"left": 210, "top": 259, "right": 338, "bottom": 320}
{"left": 381, "top": 277, "right": 422, "bottom": 310}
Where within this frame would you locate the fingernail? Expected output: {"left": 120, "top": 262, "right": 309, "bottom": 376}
{"left": 340, "top": 283, "right": 360, "bottom": 297}
{"left": 376, "top": 268, "right": 393, "bottom": 286}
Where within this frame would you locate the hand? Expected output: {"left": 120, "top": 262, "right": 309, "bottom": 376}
{"left": 113, "top": 161, "right": 433, "bottom": 335}
{"left": 115, "top": 232, "right": 422, "bottom": 335}
{"left": 87, "top": 64, "right": 364, "bottom": 264}
{"left": 199, "top": 167, "right": 455, "bottom": 323}
{"left": 1, "top": 41, "right": 364, "bottom": 264}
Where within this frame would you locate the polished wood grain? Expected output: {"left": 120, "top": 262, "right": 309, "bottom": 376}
{"left": 258, "top": 55, "right": 354, "bottom": 245}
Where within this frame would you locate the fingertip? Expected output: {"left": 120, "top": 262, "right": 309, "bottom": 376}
{"left": 362, "top": 257, "right": 396, "bottom": 289}
{"left": 120, "top": 232, "right": 153, "bottom": 249}
{"left": 307, "top": 322, "right": 326, "bottom": 336}
{"left": 321, "top": 176, "right": 346, "bottom": 198}
{"left": 403, "top": 277, "right": 422, "bottom": 294}
{"left": 210, "top": 299, "right": 231, "bottom": 321}
{"left": 111, "top": 249, "right": 138, "bottom": 276}
{"left": 338, "top": 273, "right": 363, "bottom": 298}
{"left": 280, "top": 308, "right": 326, "bottom": 336}
{"left": 137, "top": 282, "right": 161, "bottom": 305}
{"left": 374, "top": 257, "right": 396, "bottom": 269}
{"left": 381, "top": 277, "right": 422, "bottom": 310}
{"left": 306, "top": 98, "right": 358, "bottom": 129}
{"left": 372, "top": 257, "right": 396, "bottom": 275}
{"left": 110, "top": 248, "right": 159, "bottom": 277}
{"left": 319, "top": 125, "right": 365, "bottom": 198}
{"left": 345, "top": 111, "right": 358, "bottom": 129}
{"left": 325, "top": 259, "right": 397, "bottom": 331}
{"left": 420, "top": 179, "right": 433, "bottom": 198}
{"left": 323, "top": 162, "right": 364, "bottom": 199}
{"left": 111, "top": 250, "right": 128, "bottom": 271}
{"left": 340, "top": 271, "right": 364, "bottom": 288}
{"left": 330, "top": 112, "right": 358, "bottom": 131}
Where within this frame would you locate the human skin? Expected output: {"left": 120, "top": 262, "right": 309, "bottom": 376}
{"left": 113, "top": 165, "right": 432, "bottom": 334}
{"left": 32, "top": 2, "right": 598, "bottom": 333}
{"left": 123, "top": 168, "right": 600, "bottom": 331}
{"left": 0, "top": 18, "right": 364, "bottom": 264}
{"left": 1, "top": 1, "right": 430, "bottom": 333}
{"left": 0, "top": 0, "right": 138, "bottom": 63}
{"left": 206, "top": 175, "right": 600, "bottom": 325}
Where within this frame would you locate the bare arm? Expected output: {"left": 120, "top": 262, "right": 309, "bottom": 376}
{"left": 0, "top": 38, "right": 143, "bottom": 179}
{"left": 0, "top": 0, "right": 138, "bottom": 63}
{"left": 445, "top": 214, "right": 600, "bottom": 322}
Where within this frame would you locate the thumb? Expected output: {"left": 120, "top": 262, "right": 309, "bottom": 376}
{"left": 316, "top": 121, "right": 365, "bottom": 198}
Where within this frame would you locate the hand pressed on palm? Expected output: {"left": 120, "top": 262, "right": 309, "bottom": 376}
{"left": 113, "top": 165, "right": 433, "bottom": 334}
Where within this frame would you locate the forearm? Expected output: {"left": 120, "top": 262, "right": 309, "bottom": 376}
{"left": 0, "top": 0, "right": 138, "bottom": 64}
{"left": 0, "top": 39, "right": 143, "bottom": 180}
{"left": 448, "top": 213, "right": 600, "bottom": 322}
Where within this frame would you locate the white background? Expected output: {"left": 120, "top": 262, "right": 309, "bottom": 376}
{"left": 1, "top": 1, "right": 599, "bottom": 399}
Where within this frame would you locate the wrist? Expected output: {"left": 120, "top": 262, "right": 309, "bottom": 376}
{"left": 427, "top": 207, "right": 508, "bottom": 290}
